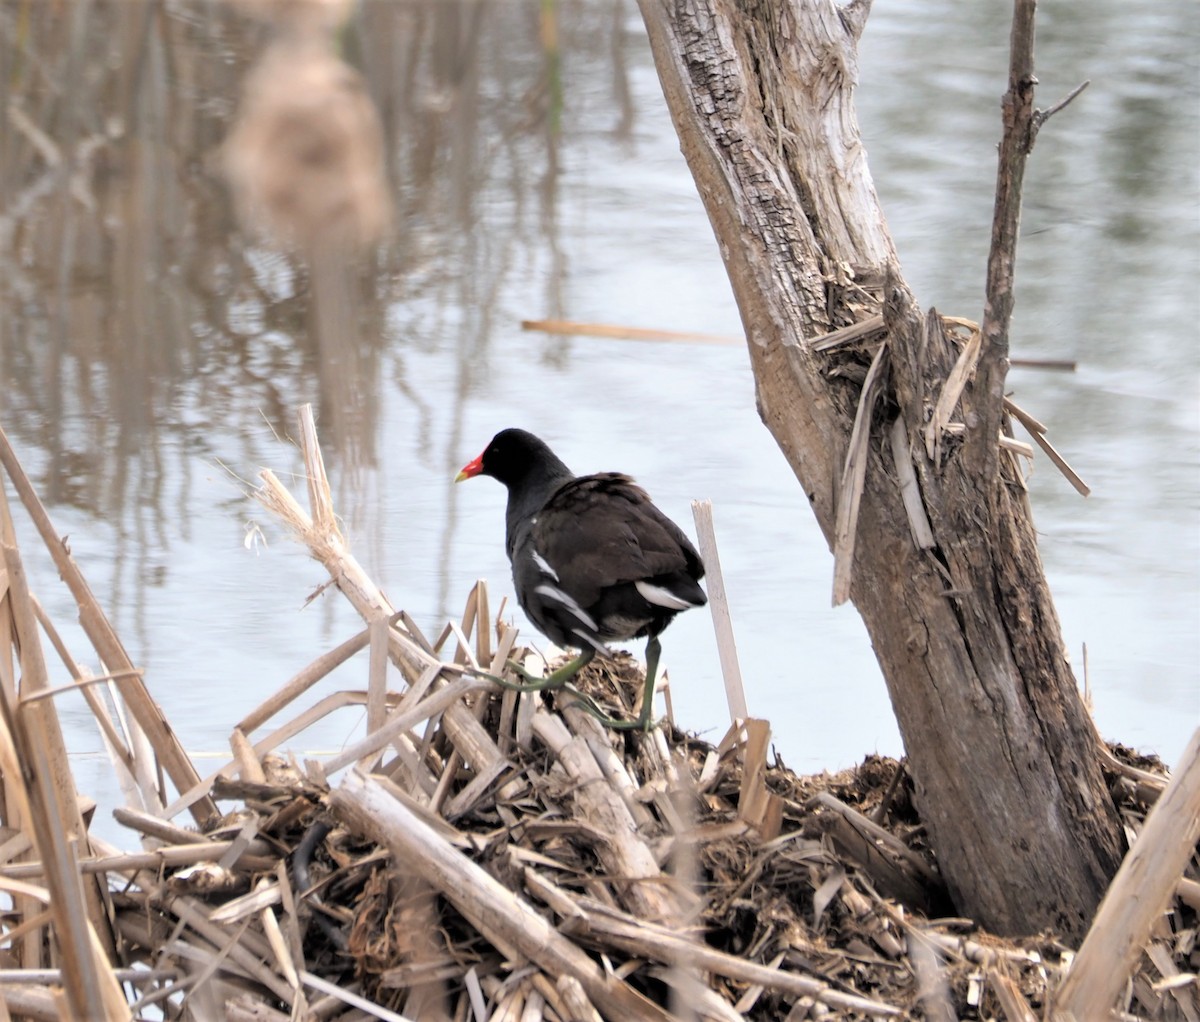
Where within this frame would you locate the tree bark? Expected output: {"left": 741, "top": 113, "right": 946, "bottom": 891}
{"left": 637, "top": 0, "right": 1124, "bottom": 939}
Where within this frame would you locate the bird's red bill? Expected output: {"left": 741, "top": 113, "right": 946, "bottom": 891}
{"left": 455, "top": 452, "right": 484, "bottom": 482}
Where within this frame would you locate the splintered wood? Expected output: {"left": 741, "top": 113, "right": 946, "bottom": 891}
{"left": 0, "top": 409, "right": 1194, "bottom": 1021}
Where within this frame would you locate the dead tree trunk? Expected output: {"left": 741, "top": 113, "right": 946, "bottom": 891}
{"left": 637, "top": 0, "right": 1125, "bottom": 939}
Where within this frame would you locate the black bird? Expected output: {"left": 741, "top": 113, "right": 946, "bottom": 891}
{"left": 456, "top": 428, "right": 707, "bottom": 729}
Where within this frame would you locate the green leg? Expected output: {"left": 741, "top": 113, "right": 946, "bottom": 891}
{"left": 488, "top": 647, "right": 596, "bottom": 692}
{"left": 478, "top": 639, "right": 664, "bottom": 732}
{"left": 566, "top": 635, "right": 662, "bottom": 732}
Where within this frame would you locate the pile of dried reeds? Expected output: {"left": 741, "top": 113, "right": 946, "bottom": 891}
{"left": 0, "top": 407, "right": 1195, "bottom": 1022}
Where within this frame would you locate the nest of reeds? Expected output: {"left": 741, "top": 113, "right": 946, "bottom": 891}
{"left": 0, "top": 406, "right": 1194, "bottom": 1022}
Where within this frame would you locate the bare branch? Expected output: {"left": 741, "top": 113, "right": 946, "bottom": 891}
{"left": 970, "top": 0, "right": 1039, "bottom": 497}
{"left": 1032, "top": 79, "right": 1091, "bottom": 139}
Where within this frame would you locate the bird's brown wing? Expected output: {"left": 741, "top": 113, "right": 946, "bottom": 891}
{"left": 532, "top": 473, "right": 704, "bottom": 608}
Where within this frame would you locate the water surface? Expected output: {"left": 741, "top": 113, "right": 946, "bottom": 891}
{"left": 0, "top": 2, "right": 1194, "bottom": 837}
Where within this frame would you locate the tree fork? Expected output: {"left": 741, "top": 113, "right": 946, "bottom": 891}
{"left": 637, "top": 0, "right": 1124, "bottom": 938}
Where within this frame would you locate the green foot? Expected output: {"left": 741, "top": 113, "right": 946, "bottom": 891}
{"left": 564, "top": 635, "right": 664, "bottom": 732}
{"left": 479, "top": 648, "right": 595, "bottom": 693}
{"left": 477, "top": 638, "right": 665, "bottom": 733}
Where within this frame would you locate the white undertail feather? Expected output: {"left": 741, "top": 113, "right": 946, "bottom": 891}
{"left": 635, "top": 580, "right": 699, "bottom": 610}
{"left": 533, "top": 583, "right": 599, "bottom": 631}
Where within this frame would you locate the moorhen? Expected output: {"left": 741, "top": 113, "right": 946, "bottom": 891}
{"left": 456, "top": 428, "right": 707, "bottom": 729}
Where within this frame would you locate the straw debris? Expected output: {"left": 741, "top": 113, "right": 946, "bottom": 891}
{"left": 0, "top": 408, "right": 1194, "bottom": 1021}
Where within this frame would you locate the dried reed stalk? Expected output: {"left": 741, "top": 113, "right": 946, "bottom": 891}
{"left": 253, "top": 406, "right": 509, "bottom": 796}
{"left": 1052, "top": 728, "right": 1200, "bottom": 1021}
{"left": 0, "top": 422, "right": 216, "bottom": 826}
{"left": 691, "top": 499, "right": 748, "bottom": 722}
{"left": 330, "top": 768, "right": 677, "bottom": 1022}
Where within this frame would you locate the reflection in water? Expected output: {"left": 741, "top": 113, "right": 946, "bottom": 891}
{"left": 0, "top": 0, "right": 1194, "bottom": 800}
{"left": 0, "top": 0, "right": 574, "bottom": 562}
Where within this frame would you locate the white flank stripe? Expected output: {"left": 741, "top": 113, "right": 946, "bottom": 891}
{"left": 534, "top": 584, "right": 599, "bottom": 631}
{"left": 635, "top": 580, "right": 697, "bottom": 610}
{"left": 531, "top": 550, "right": 559, "bottom": 582}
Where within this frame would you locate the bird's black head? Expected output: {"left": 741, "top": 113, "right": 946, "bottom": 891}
{"left": 456, "top": 429, "right": 572, "bottom": 489}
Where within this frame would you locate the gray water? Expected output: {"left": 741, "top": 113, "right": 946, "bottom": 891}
{"left": 0, "top": 1, "right": 1195, "bottom": 838}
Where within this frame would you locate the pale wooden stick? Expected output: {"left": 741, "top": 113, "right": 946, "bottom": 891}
{"left": 161, "top": 689, "right": 384, "bottom": 820}
{"left": 1052, "top": 728, "right": 1200, "bottom": 1021}
{"left": 0, "top": 841, "right": 259, "bottom": 880}
{"left": 0, "top": 540, "right": 121, "bottom": 1008}
{"left": 112, "top": 807, "right": 270, "bottom": 859}
{"left": 811, "top": 313, "right": 886, "bottom": 352}
{"left": 1098, "top": 743, "right": 1166, "bottom": 799}
{"left": 237, "top": 620, "right": 385, "bottom": 733}
{"left": 0, "top": 967, "right": 177, "bottom": 985}
{"left": 29, "top": 597, "right": 135, "bottom": 773}
{"left": 911, "top": 926, "right": 1045, "bottom": 967}
{"left": 299, "top": 970, "right": 415, "bottom": 1022}
{"left": 474, "top": 580, "right": 492, "bottom": 666}
{"left": 166, "top": 896, "right": 295, "bottom": 1006}
{"left": 991, "top": 970, "right": 1039, "bottom": 1022}
{"left": 691, "top": 499, "right": 747, "bottom": 721}
{"left": 329, "top": 769, "right": 676, "bottom": 1022}
{"left": 322, "top": 675, "right": 491, "bottom": 776}
{"left": 0, "top": 661, "right": 42, "bottom": 972}
{"left": 1002, "top": 396, "right": 1047, "bottom": 434}
{"left": 0, "top": 982, "right": 58, "bottom": 1019}
{"left": 229, "top": 728, "right": 265, "bottom": 783}
{"left": 738, "top": 719, "right": 782, "bottom": 839}
{"left": 521, "top": 318, "right": 741, "bottom": 346}
{"left": 556, "top": 975, "right": 602, "bottom": 1022}
{"left": 560, "top": 704, "right": 655, "bottom": 831}
{"left": 453, "top": 583, "right": 479, "bottom": 668}
{"left": 1176, "top": 877, "right": 1200, "bottom": 912}
{"left": 810, "top": 792, "right": 942, "bottom": 886}
{"left": 367, "top": 618, "right": 388, "bottom": 740}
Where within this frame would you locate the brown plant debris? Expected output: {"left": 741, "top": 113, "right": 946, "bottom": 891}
{"left": 0, "top": 409, "right": 1195, "bottom": 1021}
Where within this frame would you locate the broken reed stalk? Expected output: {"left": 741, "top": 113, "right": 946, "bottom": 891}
{"left": 0, "top": 538, "right": 125, "bottom": 1016}
{"left": 1051, "top": 727, "right": 1200, "bottom": 1021}
{"left": 0, "top": 841, "right": 265, "bottom": 880}
{"left": 530, "top": 710, "right": 684, "bottom": 922}
{"left": 0, "top": 421, "right": 217, "bottom": 826}
{"left": 1004, "top": 395, "right": 1091, "bottom": 496}
{"left": 690, "top": 499, "right": 747, "bottom": 722}
{"left": 331, "top": 768, "right": 678, "bottom": 1022}
{"left": 237, "top": 617, "right": 393, "bottom": 733}
{"left": 889, "top": 416, "right": 935, "bottom": 550}
{"left": 252, "top": 404, "right": 509, "bottom": 803}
